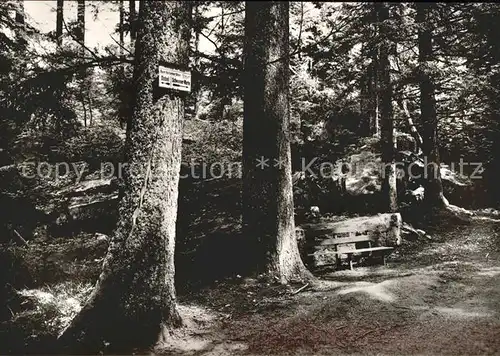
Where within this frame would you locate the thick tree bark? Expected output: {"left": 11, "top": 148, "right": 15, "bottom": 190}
{"left": 377, "top": 2, "right": 397, "bottom": 212}
{"left": 56, "top": 0, "right": 63, "bottom": 46}
{"left": 417, "top": 3, "right": 445, "bottom": 207}
{"left": 58, "top": 1, "right": 190, "bottom": 353}
{"left": 243, "top": 1, "right": 311, "bottom": 284}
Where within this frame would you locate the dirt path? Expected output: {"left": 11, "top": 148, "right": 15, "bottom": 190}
{"left": 158, "top": 221, "right": 500, "bottom": 355}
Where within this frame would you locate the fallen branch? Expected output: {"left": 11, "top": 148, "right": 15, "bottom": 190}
{"left": 441, "top": 200, "right": 500, "bottom": 223}
{"left": 13, "top": 229, "right": 28, "bottom": 246}
{"left": 292, "top": 283, "right": 310, "bottom": 295}
{"left": 402, "top": 223, "right": 430, "bottom": 240}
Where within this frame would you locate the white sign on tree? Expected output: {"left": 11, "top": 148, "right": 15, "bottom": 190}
{"left": 158, "top": 65, "right": 191, "bottom": 93}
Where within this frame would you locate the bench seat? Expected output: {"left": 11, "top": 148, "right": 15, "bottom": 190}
{"left": 308, "top": 246, "right": 393, "bottom": 257}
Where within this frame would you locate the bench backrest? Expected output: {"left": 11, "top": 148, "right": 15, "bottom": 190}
{"left": 318, "top": 230, "right": 374, "bottom": 246}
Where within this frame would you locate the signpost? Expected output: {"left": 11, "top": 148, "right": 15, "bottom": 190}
{"left": 158, "top": 65, "right": 191, "bottom": 93}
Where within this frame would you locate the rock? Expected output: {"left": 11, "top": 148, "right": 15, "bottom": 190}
{"left": 309, "top": 206, "right": 320, "bottom": 217}
{"left": 401, "top": 223, "right": 430, "bottom": 241}
{"left": 95, "top": 233, "right": 108, "bottom": 242}
{"left": 295, "top": 227, "right": 305, "bottom": 242}
{"left": 411, "top": 187, "right": 425, "bottom": 201}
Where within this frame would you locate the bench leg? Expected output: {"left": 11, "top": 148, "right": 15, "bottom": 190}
{"left": 348, "top": 254, "right": 354, "bottom": 270}
{"left": 383, "top": 255, "right": 387, "bottom": 266}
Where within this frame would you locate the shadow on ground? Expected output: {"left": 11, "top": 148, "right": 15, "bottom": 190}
{"left": 154, "top": 221, "right": 500, "bottom": 356}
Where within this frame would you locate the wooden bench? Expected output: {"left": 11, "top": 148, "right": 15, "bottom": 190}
{"left": 308, "top": 229, "right": 394, "bottom": 270}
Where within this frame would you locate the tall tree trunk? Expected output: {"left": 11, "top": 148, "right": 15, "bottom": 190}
{"left": 129, "top": 0, "right": 136, "bottom": 41}
{"left": 359, "top": 44, "right": 371, "bottom": 136}
{"left": 359, "top": 69, "right": 369, "bottom": 134}
{"left": 77, "top": 0, "right": 88, "bottom": 127}
{"left": 58, "top": 1, "right": 190, "bottom": 353}
{"left": 119, "top": 0, "right": 125, "bottom": 77}
{"left": 119, "top": 0, "right": 125, "bottom": 56}
{"left": 77, "top": 0, "right": 85, "bottom": 58}
{"left": 369, "top": 4, "right": 380, "bottom": 137}
{"left": 243, "top": 1, "right": 311, "bottom": 284}
{"left": 377, "top": 2, "right": 397, "bottom": 212}
{"left": 217, "top": 1, "right": 227, "bottom": 119}
{"left": 372, "top": 61, "right": 380, "bottom": 137}
{"left": 417, "top": 3, "right": 445, "bottom": 207}
{"left": 366, "top": 61, "right": 378, "bottom": 136}
{"left": 87, "top": 88, "right": 93, "bottom": 126}
{"left": 118, "top": 0, "right": 126, "bottom": 128}
{"left": 56, "top": 0, "right": 64, "bottom": 46}
{"left": 193, "top": 1, "right": 202, "bottom": 119}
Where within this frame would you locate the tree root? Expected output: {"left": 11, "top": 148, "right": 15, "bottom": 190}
{"left": 440, "top": 196, "right": 500, "bottom": 223}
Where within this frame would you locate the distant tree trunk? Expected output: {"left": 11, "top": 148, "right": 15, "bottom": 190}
{"left": 58, "top": 1, "right": 190, "bottom": 353}
{"left": 372, "top": 59, "right": 380, "bottom": 137}
{"left": 117, "top": 0, "right": 126, "bottom": 128}
{"left": 56, "top": 0, "right": 64, "bottom": 46}
{"left": 377, "top": 2, "right": 397, "bottom": 212}
{"left": 397, "top": 98, "right": 423, "bottom": 153}
{"left": 119, "top": 0, "right": 125, "bottom": 78}
{"left": 243, "top": 1, "right": 311, "bottom": 284}
{"left": 359, "top": 44, "right": 370, "bottom": 136}
{"left": 15, "top": 0, "right": 24, "bottom": 25}
{"left": 359, "top": 70, "right": 369, "bottom": 134}
{"left": 368, "top": 4, "right": 380, "bottom": 137}
{"left": 217, "top": 2, "right": 227, "bottom": 119}
{"left": 129, "top": 0, "right": 137, "bottom": 41}
{"left": 77, "top": 0, "right": 85, "bottom": 59}
{"left": 119, "top": 0, "right": 125, "bottom": 55}
{"left": 77, "top": 0, "right": 88, "bottom": 127}
{"left": 193, "top": 1, "right": 202, "bottom": 118}
{"left": 417, "top": 3, "right": 445, "bottom": 207}
{"left": 87, "top": 88, "right": 93, "bottom": 126}
{"left": 365, "top": 61, "right": 379, "bottom": 137}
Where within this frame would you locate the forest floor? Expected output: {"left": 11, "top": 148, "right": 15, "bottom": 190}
{"left": 158, "top": 219, "right": 500, "bottom": 356}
